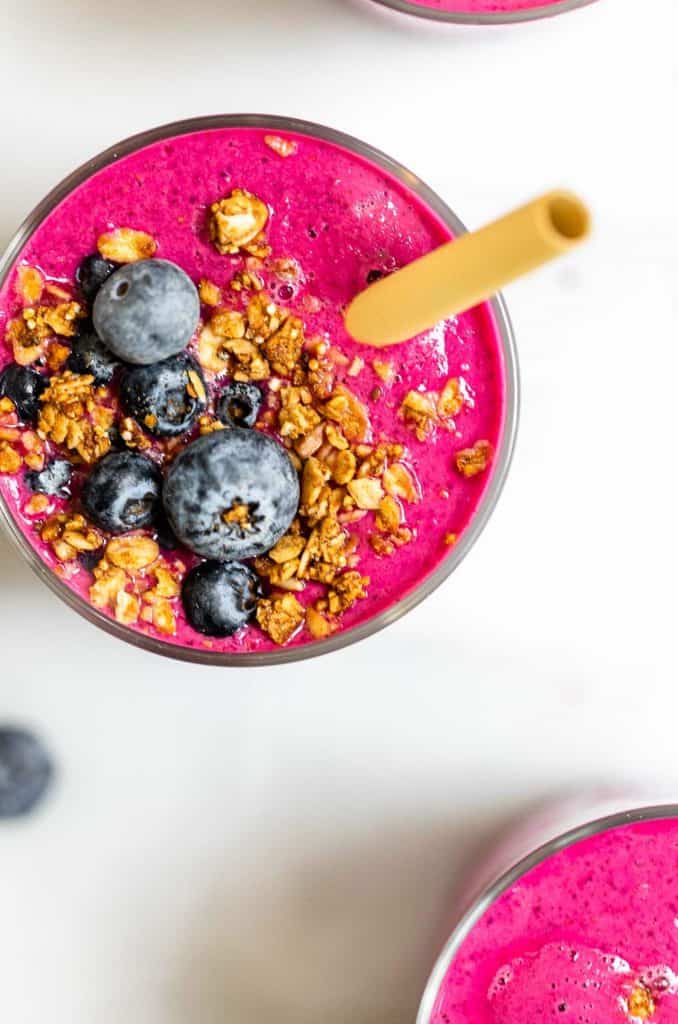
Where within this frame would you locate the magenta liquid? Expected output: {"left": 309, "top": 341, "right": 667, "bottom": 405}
{"left": 431, "top": 818, "right": 678, "bottom": 1024}
{"left": 0, "top": 126, "right": 505, "bottom": 654}
{"left": 401, "top": 0, "right": 577, "bottom": 13}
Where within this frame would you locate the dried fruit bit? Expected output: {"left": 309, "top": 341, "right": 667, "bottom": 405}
{"left": 347, "top": 477, "right": 384, "bottom": 511}
{"left": 115, "top": 589, "right": 140, "bottom": 625}
{"left": 106, "top": 536, "right": 159, "bottom": 572}
{"left": 383, "top": 463, "right": 419, "bottom": 503}
{"left": 375, "top": 495, "right": 401, "bottom": 533}
{"left": 256, "top": 592, "right": 305, "bottom": 645}
{"left": 455, "top": 440, "right": 493, "bottom": 478}
{"left": 97, "top": 228, "right": 157, "bottom": 263}
{"left": 627, "top": 987, "right": 655, "bottom": 1020}
{"left": 264, "top": 135, "right": 298, "bottom": 158}
{"left": 306, "top": 606, "right": 335, "bottom": 639}
{"left": 327, "top": 571, "right": 369, "bottom": 615}
{"left": 399, "top": 390, "right": 438, "bottom": 441}
{"left": 198, "top": 279, "right": 222, "bottom": 306}
{"left": 17, "top": 266, "right": 44, "bottom": 305}
{"left": 0, "top": 442, "right": 21, "bottom": 473}
{"left": 438, "top": 377, "right": 464, "bottom": 418}
{"left": 321, "top": 385, "right": 370, "bottom": 442}
{"left": 209, "top": 188, "right": 269, "bottom": 255}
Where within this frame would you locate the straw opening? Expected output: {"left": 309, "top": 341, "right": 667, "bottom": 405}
{"left": 547, "top": 194, "right": 590, "bottom": 241}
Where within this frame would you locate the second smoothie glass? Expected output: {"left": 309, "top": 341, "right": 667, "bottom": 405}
{"left": 370, "top": 0, "right": 598, "bottom": 23}
{"left": 0, "top": 114, "right": 519, "bottom": 666}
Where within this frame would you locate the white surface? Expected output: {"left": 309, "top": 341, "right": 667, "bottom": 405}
{"left": 0, "top": 0, "right": 676, "bottom": 1021}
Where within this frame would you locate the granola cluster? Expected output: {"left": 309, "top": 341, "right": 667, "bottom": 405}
{"left": 88, "top": 535, "right": 181, "bottom": 633}
{"left": 0, "top": 397, "right": 46, "bottom": 473}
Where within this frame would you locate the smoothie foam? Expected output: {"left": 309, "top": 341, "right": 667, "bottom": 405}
{"left": 431, "top": 817, "right": 678, "bottom": 1024}
{"left": 0, "top": 125, "right": 506, "bottom": 655}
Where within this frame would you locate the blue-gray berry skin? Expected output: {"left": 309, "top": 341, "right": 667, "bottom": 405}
{"left": 0, "top": 364, "right": 47, "bottom": 424}
{"left": 163, "top": 428, "right": 300, "bottom": 560}
{"left": 216, "top": 382, "right": 263, "bottom": 428}
{"left": 119, "top": 353, "right": 206, "bottom": 437}
{"left": 81, "top": 451, "right": 162, "bottom": 534}
{"left": 76, "top": 254, "right": 117, "bottom": 303}
{"left": 0, "top": 727, "right": 53, "bottom": 818}
{"left": 25, "top": 459, "right": 72, "bottom": 497}
{"left": 182, "top": 560, "right": 261, "bottom": 637}
{"left": 67, "top": 328, "right": 119, "bottom": 386}
{"left": 93, "top": 259, "right": 199, "bottom": 365}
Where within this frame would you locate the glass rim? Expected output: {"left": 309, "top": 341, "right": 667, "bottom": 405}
{"left": 416, "top": 802, "right": 678, "bottom": 1023}
{"left": 370, "top": 0, "right": 598, "bottom": 23}
{"left": 0, "top": 113, "right": 519, "bottom": 667}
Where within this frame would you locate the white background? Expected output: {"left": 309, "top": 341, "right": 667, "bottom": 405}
{"left": 0, "top": 0, "right": 676, "bottom": 1021}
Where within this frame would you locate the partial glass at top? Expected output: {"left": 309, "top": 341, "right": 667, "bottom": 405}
{"left": 370, "top": 0, "right": 598, "bottom": 23}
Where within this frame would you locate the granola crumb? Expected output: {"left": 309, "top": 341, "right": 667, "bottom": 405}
{"left": 209, "top": 188, "right": 269, "bottom": 256}
{"left": 0, "top": 442, "right": 21, "bottom": 474}
{"left": 17, "top": 266, "right": 44, "bottom": 305}
{"left": 264, "top": 135, "right": 298, "bottom": 158}
{"left": 198, "top": 279, "right": 222, "bottom": 306}
{"left": 256, "top": 592, "right": 305, "bottom": 645}
{"left": 444, "top": 532, "right": 457, "bottom": 546}
{"left": 455, "top": 440, "right": 493, "bottom": 478}
{"left": 106, "top": 536, "right": 159, "bottom": 572}
{"left": 97, "top": 228, "right": 157, "bottom": 263}
{"left": 327, "top": 571, "right": 369, "bottom": 615}
{"left": 627, "top": 987, "right": 655, "bottom": 1020}
{"left": 24, "top": 493, "right": 50, "bottom": 516}
{"left": 115, "top": 589, "right": 140, "bottom": 625}
{"left": 306, "top": 605, "right": 335, "bottom": 639}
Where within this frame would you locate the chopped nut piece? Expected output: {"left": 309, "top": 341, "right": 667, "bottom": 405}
{"left": 306, "top": 606, "right": 334, "bottom": 639}
{"left": 152, "top": 598, "right": 176, "bottom": 635}
{"left": 347, "top": 477, "right": 384, "bottom": 510}
{"left": 438, "top": 377, "right": 464, "bottom": 418}
{"left": 383, "top": 463, "right": 419, "bottom": 503}
{"left": 115, "top": 589, "right": 140, "bottom": 625}
{"left": 24, "top": 493, "right": 50, "bottom": 516}
{"left": 325, "top": 423, "right": 348, "bottom": 450}
{"left": 222, "top": 337, "right": 270, "bottom": 382}
{"left": 209, "top": 188, "right": 269, "bottom": 255}
{"left": 209, "top": 308, "right": 248, "bottom": 339}
{"left": 42, "top": 302, "right": 84, "bottom": 338}
{"left": 627, "top": 987, "right": 655, "bottom": 1020}
{"left": 268, "top": 534, "right": 307, "bottom": 564}
{"left": 230, "top": 268, "right": 264, "bottom": 293}
{"left": 294, "top": 422, "right": 325, "bottom": 458}
{"left": 197, "top": 413, "right": 225, "bottom": 435}
{"left": 89, "top": 564, "right": 127, "bottom": 609}
{"left": 455, "top": 440, "right": 493, "bottom": 478}
{"left": 300, "top": 456, "right": 331, "bottom": 512}
{"left": 6, "top": 316, "right": 47, "bottom": 365}
{"left": 186, "top": 369, "right": 207, "bottom": 403}
{"left": 372, "top": 359, "right": 394, "bottom": 384}
{"left": 197, "top": 324, "right": 232, "bottom": 375}
{"left": 41, "top": 512, "right": 101, "bottom": 561}
{"left": 279, "top": 386, "right": 322, "bottom": 441}
{"left": 264, "top": 134, "right": 297, "bottom": 158}
{"left": 347, "top": 356, "right": 364, "bottom": 378}
{"left": 327, "top": 571, "right": 369, "bottom": 615}
{"left": 399, "top": 390, "right": 438, "bottom": 441}
{"left": 331, "top": 449, "right": 357, "bottom": 485}
{"left": 256, "top": 592, "right": 305, "bottom": 645}
{"left": 17, "top": 266, "right": 44, "bottom": 305}
{"left": 119, "top": 416, "right": 152, "bottom": 450}
{"left": 246, "top": 292, "right": 286, "bottom": 340}
{"left": 145, "top": 565, "right": 181, "bottom": 601}
{"left": 375, "top": 495, "right": 401, "bottom": 533}
{"left": 97, "top": 228, "right": 157, "bottom": 263}
{"left": 321, "top": 385, "right": 369, "bottom": 442}
{"left": 198, "top": 279, "right": 222, "bottom": 306}
{"left": 0, "top": 442, "right": 21, "bottom": 473}
{"left": 106, "top": 536, "right": 159, "bottom": 572}
{"left": 264, "top": 316, "right": 304, "bottom": 376}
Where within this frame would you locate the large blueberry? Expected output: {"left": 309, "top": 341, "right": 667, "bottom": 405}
{"left": 76, "top": 253, "right": 117, "bottom": 303}
{"left": 93, "top": 259, "right": 200, "bottom": 365}
{"left": 182, "top": 560, "right": 261, "bottom": 637}
{"left": 0, "top": 364, "right": 47, "bottom": 424}
{"left": 119, "top": 353, "right": 206, "bottom": 437}
{"left": 25, "top": 459, "right": 72, "bottom": 498}
{"left": 0, "top": 727, "right": 53, "bottom": 818}
{"left": 216, "top": 381, "right": 263, "bottom": 429}
{"left": 81, "top": 451, "right": 162, "bottom": 534}
{"left": 67, "top": 328, "right": 119, "bottom": 386}
{"left": 163, "top": 428, "right": 300, "bottom": 560}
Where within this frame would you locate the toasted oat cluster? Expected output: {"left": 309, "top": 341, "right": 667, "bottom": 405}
{"left": 0, "top": 165, "right": 494, "bottom": 651}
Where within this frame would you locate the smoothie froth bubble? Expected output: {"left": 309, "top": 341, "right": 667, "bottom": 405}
{"left": 0, "top": 118, "right": 515, "bottom": 662}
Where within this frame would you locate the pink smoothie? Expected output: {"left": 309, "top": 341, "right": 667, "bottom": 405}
{"left": 431, "top": 817, "right": 678, "bottom": 1024}
{"left": 398, "top": 0, "right": 580, "bottom": 14}
{"left": 0, "top": 125, "right": 506, "bottom": 655}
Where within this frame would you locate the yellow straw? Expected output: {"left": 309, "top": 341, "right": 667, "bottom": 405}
{"left": 344, "top": 190, "right": 590, "bottom": 347}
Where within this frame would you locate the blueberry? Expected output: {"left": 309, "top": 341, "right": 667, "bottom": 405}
{"left": 81, "top": 451, "right": 162, "bottom": 534}
{"left": 93, "top": 259, "right": 200, "bottom": 365}
{"left": 0, "top": 727, "right": 53, "bottom": 818}
{"left": 216, "top": 382, "right": 263, "bottom": 429}
{"left": 154, "top": 509, "right": 179, "bottom": 551}
{"left": 163, "top": 428, "right": 300, "bottom": 560}
{"left": 76, "top": 253, "right": 117, "bottom": 303}
{"left": 67, "top": 328, "right": 119, "bottom": 385}
{"left": 182, "top": 560, "right": 261, "bottom": 637}
{"left": 0, "top": 364, "right": 47, "bottom": 424}
{"left": 78, "top": 548, "right": 104, "bottom": 572}
{"left": 25, "top": 458, "right": 72, "bottom": 498}
{"left": 119, "top": 353, "right": 206, "bottom": 437}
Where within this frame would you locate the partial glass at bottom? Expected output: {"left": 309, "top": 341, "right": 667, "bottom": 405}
{"left": 371, "top": 0, "right": 598, "bottom": 23}
{"left": 418, "top": 801, "right": 678, "bottom": 1024}
{"left": 0, "top": 115, "right": 518, "bottom": 666}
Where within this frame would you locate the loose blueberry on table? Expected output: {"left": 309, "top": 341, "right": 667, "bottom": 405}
{"left": 0, "top": 138, "right": 496, "bottom": 652}
{"left": 0, "top": 726, "right": 53, "bottom": 818}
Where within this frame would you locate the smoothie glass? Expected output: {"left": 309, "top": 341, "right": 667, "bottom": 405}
{"left": 417, "top": 801, "right": 678, "bottom": 1024}
{"left": 0, "top": 115, "right": 518, "bottom": 666}
{"left": 371, "top": 0, "right": 598, "bottom": 23}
